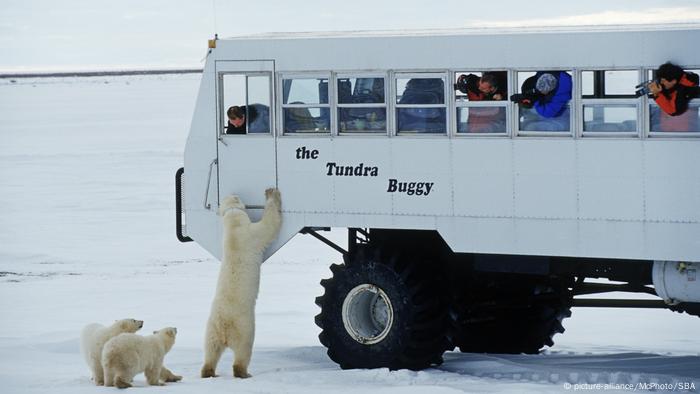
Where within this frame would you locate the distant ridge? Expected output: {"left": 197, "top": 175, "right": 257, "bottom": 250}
{"left": 0, "top": 68, "right": 203, "bottom": 79}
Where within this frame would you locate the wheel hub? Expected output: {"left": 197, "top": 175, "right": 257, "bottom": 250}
{"left": 342, "top": 284, "right": 394, "bottom": 345}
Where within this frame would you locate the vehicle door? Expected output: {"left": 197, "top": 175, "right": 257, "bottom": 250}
{"left": 215, "top": 60, "right": 276, "bottom": 209}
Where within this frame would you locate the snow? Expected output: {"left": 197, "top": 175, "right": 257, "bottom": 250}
{"left": 0, "top": 75, "right": 698, "bottom": 393}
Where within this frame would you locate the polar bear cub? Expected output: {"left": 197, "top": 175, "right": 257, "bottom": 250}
{"left": 80, "top": 318, "right": 143, "bottom": 385}
{"left": 102, "top": 327, "right": 178, "bottom": 388}
{"left": 201, "top": 188, "right": 282, "bottom": 379}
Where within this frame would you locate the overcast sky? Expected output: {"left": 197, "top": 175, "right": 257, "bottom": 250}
{"left": 2, "top": 0, "right": 700, "bottom": 71}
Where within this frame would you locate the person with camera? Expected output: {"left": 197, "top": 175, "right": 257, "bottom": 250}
{"left": 647, "top": 62, "right": 699, "bottom": 115}
{"left": 510, "top": 71, "right": 572, "bottom": 131}
{"left": 640, "top": 62, "right": 699, "bottom": 132}
{"left": 454, "top": 72, "right": 505, "bottom": 101}
{"left": 454, "top": 72, "right": 506, "bottom": 132}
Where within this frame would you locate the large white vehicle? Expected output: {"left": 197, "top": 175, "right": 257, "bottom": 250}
{"left": 176, "top": 25, "right": 700, "bottom": 370}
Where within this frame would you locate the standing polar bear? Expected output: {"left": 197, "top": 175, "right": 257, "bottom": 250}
{"left": 102, "top": 327, "right": 178, "bottom": 388}
{"left": 80, "top": 318, "right": 143, "bottom": 385}
{"left": 201, "top": 188, "right": 282, "bottom": 379}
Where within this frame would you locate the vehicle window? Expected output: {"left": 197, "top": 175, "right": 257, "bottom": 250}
{"left": 337, "top": 77, "right": 386, "bottom": 133}
{"left": 395, "top": 76, "right": 446, "bottom": 134}
{"left": 649, "top": 68, "right": 700, "bottom": 133}
{"left": 221, "top": 73, "right": 271, "bottom": 135}
{"left": 651, "top": 102, "right": 700, "bottom": 133}
{"left": 283, "top": 78, "right": 329, "bottom": 105}
{"left": 583, "top": 105, "right": 637, "bottom": 132}
{"left": 605, "top": 70, "right": 637, "bottom": 96}
{"left": 581, "top": 71, "right": 594, "bottom": 97}
{"left": 516, "top": 71, "right": 572, "bottom": 133}
{"left": 282, "top": 77, "right": 330, "bottom": 133}
{"left": 581, "top": 70, "right": 638, "bottom": 134}
{"left": 454, "top": 71, "right": 508, "bottom": 134}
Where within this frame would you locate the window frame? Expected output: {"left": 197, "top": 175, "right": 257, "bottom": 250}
{"left": 335, "top": 72, "right": 389, "bottom": 136}
{"left": 452, "top": 70, "right": 510, "bottom": 137}
{"left": 646, "top": 67, "right": 700, "bottom": 138}
{"left": 267, "top": 65, "right": 700, "bottom": 139}
{"left": 217, "top": 71, "right": 274, "bottom": 137}
{"left": 278, "top": 72, "right": 333, "bottom": 136}
{"left": 578, "top": 68, "right": 641, "bottom": 138}
{"left": 393, "top": 71, "right": 450, "bottom": 136}
{"left": 647, "top": 100, "right": 700, "bottom": 137}
{"left": 513, "top": 69, "right": 575, "bottom": 137}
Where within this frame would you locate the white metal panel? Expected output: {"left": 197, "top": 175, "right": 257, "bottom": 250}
{"left": 215, "top": 28, "right": 700, "bottom": 72}
{"left": 437, "top": 216, "right": 580, "bottom": 257}
{"left": 183, "top": 62, "right": 221, "bottom": 257}
{"left": 342, "top": 214, "right": 436, "bottom": 230}
{"left": 187, "top": 211, "right": 223, "bottom": 260}
{"left": 438, "top": 214, "right": 700, "bottom": 261}
{"left": 452, "top": 139, "right": 514, "bottom": 218}
{"left": 332, "top": 138, "right": 392, "bottom": 214}
{"left": 513, "top": 140, "right": 577, "bottom": 219}
{"left": 386, "top": 214, "right": 438, "bottom": 230}
{"left": 513, "top": 218, "right": 579, "bottom": 255}
{"left": 262, "top": 215, "right": 309, "bottom": 262}
{"left": 277, "top": 138, "right": 334, "bottom": 213}
{"left": 389, "top": 139, "right": 451, "bottom": 216}
{"left": 645, "top": 222, "right": 700, "bottom": 261}
{"left": 645, "top": 140, "right": 700, "bottom": 222}
{"left": 577, "top": 220, "right": 645, "bottom": 259}
{"left": 438, "top": 217, "right": 517, "bottom": 254}
{"left": 218, "top": 138, "right": 277, "bottom": 206}
{"left": 577, "top": 140, "right": 645, "bottom": 221}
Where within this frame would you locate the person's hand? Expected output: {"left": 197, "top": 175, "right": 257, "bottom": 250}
{"left": 492, "top": 93, "right": 503, "bottom": 100}
{"left": 648, "top": 81, "right": 662, "bottom": 95}
{"left": 509, "top": 93, "right": 534, "bottom": 108}
{"left": 519, "top": 98, "right": 533, "bottom": 108}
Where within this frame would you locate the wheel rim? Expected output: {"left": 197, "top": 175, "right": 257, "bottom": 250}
{"left": 342, "top": 284, "right": 394, "bottom": 345}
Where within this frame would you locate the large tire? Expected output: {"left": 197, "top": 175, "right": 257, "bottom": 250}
{"left": 450, "top": 273, "right": 573, "bottom": 354}
{"left": 315, "top": 247, "right": 450, "bottom": 370}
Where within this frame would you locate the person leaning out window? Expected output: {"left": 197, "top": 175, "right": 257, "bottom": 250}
{"left": 644, "top": 62, "right": 700, "bottom": 132}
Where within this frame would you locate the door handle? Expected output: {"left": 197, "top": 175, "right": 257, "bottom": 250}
{"left": 204, "top": 158, "right": 217, "bottom": 210}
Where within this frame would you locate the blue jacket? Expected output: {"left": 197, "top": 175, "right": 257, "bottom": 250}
{"left": 534, "top": 72, "right": 572, "bottom": 118}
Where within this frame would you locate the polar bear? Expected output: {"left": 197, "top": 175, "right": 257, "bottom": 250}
{"left": 159, "top": 366, "right": 182, "bottom": 383}
{"left": 80, "top": 318, "right": 143, "bottom": 385}
{"left": 102, "top": 327, "right": 178, "bottom": 388}
{"left": 201, "top": 188, "right": 282, "bottom": 379}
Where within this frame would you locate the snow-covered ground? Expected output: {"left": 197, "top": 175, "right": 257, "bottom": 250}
{"left": 0, "top": 75, "right": 698, "bottom": 393}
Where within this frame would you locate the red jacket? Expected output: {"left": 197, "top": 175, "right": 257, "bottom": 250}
{"left": 654, "top": 72, "right": 699, "bottom": 132}
{"left": 654, "top": 73, "right": 699, "bottom": 116}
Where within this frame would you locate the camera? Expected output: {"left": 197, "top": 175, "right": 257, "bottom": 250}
{"left": 509, "top": 88, "right": 541, "bottom": 108}
{"left": 635, "top": 80, "right": 658, "bottom": 97}
{"left": 453, "top": 74, "right": 468, "bottom": 94}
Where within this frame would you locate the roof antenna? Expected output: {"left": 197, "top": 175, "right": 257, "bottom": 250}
{"left": 212, "top": 0, "right": 218, "bottom": 39}
{"left": 206, "top": 0, "right": 219, "bottom": 57}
